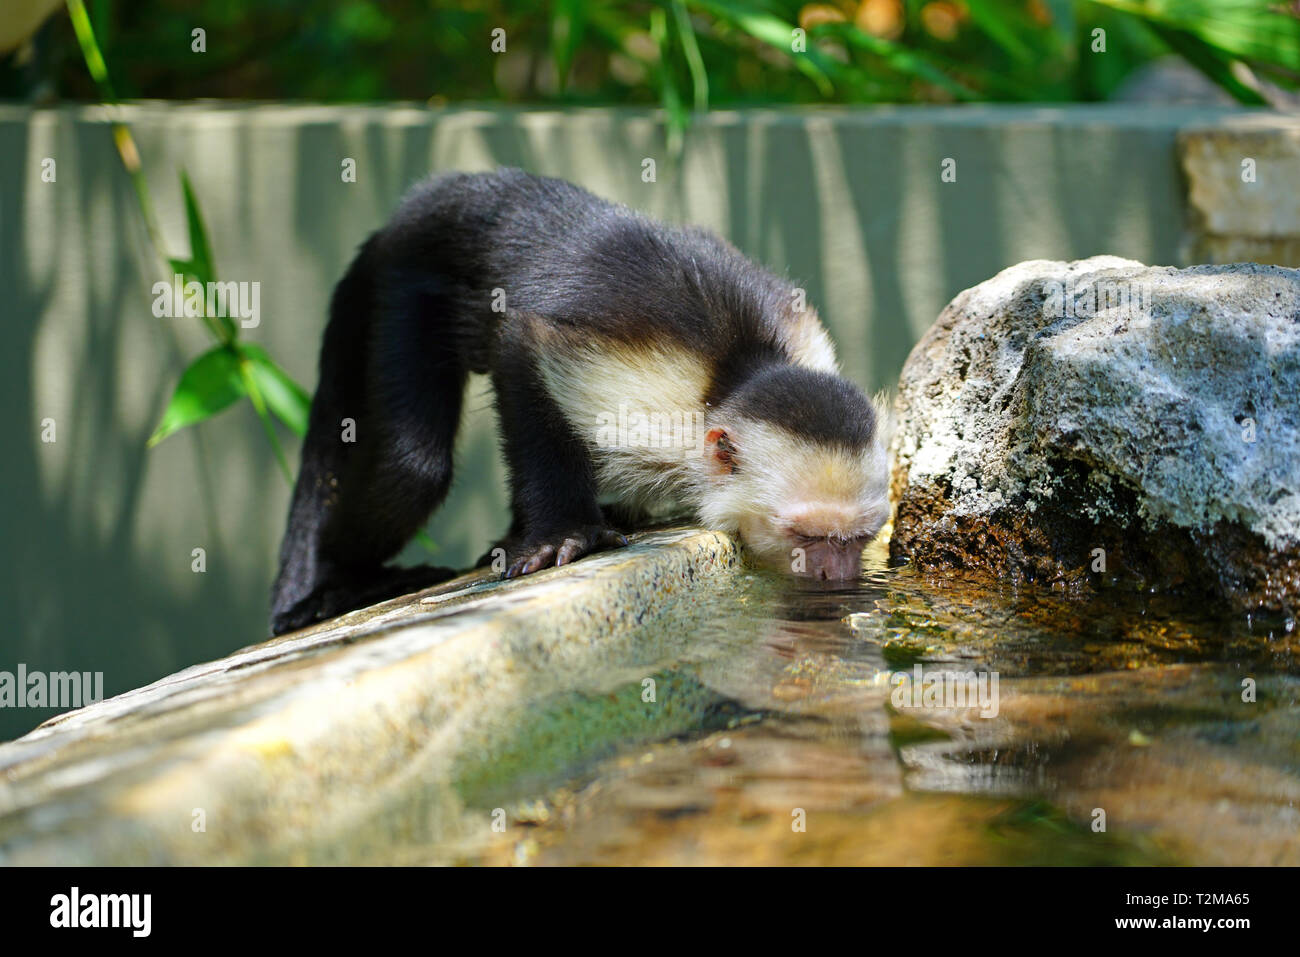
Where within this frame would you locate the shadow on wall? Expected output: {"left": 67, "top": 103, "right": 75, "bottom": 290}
{"left": 0, "top": 104, "right": 1202, "bottom": 740}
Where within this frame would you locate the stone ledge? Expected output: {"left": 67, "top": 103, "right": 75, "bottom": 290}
{"left": 0, "top": 528, "right": 742, "bottom": 865}
{"left": 1179, "top": 114, "right": 1300, "bottom": 265}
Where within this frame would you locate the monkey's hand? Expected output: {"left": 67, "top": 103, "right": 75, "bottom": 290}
{"left": 502, "top": 525, "right": 628, "bottom": 579}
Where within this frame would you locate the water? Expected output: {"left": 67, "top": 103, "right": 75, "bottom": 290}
{"left": 448, "top": 542, "right": 1300, "bottom": 865}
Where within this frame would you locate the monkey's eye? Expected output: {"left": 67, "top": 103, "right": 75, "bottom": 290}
{"left": 790, "top": 532, "right": 869, "bottom": 547}
{"left": 790, "top": 532, "right": 824, "bottom": 547}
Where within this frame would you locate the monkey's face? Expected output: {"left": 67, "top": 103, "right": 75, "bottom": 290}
{"left": 696, "top": 416, "right": 890, "bottom": 581}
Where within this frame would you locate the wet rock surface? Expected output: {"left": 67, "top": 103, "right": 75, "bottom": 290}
{"left": 890, "top": 257, "right": 1300, "bottom": 612}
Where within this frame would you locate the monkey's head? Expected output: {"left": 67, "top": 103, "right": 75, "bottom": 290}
{"left": 696, "top": 365, "right": 891, "bottom": 581}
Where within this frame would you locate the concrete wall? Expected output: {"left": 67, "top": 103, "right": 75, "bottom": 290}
{"left": 0, "top": 102, "right": 1249, "bottom": 739}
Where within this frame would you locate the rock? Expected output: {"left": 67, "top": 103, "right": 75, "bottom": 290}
{"left": 889, "top": 257, "right": 1300, "bottom": 613}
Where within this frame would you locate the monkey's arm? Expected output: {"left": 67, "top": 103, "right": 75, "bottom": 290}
{"left": 491, "top": 332, "right": 627, "bottom": 577}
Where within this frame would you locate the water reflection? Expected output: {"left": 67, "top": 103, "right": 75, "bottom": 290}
{"left": 455, "top": 548, "right": 1299, "bottom": 865}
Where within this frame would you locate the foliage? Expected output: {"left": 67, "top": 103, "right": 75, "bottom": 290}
{"left": 7, "top": 2, "right": 1297, "bottom": 110}
{"left": 64, "top": 0, "right": 310, "bottom": 480}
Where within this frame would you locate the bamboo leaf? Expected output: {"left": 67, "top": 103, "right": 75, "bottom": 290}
{"left": 1149, "top": 23, "right": 1268, "bottom": 104}
{"left": 164, "top": 257, "right": 238, "bottom": 344}
{"left": 690, "top": 0, "right": 838, "bottom": 97}
{"left": 236, "top": 356, "right": 293, "bottom": 482}
{"left": 147, "top": 345, "right": 245, "bottom": 447}
{"left": 241, "top": 343, "right": 311, "bottom": 438}
{"left": 651, "top": 6, "right": 688, "bottom": 158}
{"left": 174, "top": 172, "right": 238, "bottom": 343}
{"left": 1087, "top": 0, "right": 1300, "bottom": 74}
{"left": 179, "top": 170, "right": 215, "bottom": 286}
{"left": 551, "top": 0, "right": 587, "bottom": 93}
{"left": 964, "top": 0, "right": 1039, "bottom": 64}
{"left": 672, "top": 0, "right": 709, "bottom": 112}
{"left": 812, "top": 23, "right": 981, "bottom": 100}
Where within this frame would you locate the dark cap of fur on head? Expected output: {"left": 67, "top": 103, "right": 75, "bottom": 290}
{"left": 720, "top": 363, "right": 878, "bottom": 450}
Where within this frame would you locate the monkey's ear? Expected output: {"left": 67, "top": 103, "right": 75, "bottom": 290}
{"left": 704, "top": 428, "right": 736, "bottom": 476}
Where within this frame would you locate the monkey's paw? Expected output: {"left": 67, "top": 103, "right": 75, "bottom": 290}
{"left": 502, "top": 526, "right": 628, "bottom": 578}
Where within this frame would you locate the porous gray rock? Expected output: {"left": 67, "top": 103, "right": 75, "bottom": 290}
{"left": 890, "top": 256, "right": 1300, "bottom": 612}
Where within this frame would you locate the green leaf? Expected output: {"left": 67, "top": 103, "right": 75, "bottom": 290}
{"left": 147, "top": 345, "right": 245, "bottom": 447}
{"left": 163, "top": 255, "right": 239, "bottom": 344}
{"left": 672, "top": 0, "right": 709, "bottom": 112}
{"left": 690, "top": 0, "right": 839, "bottom": 97}
{"left": 1148, "top": 24, "right": 1268, "bottom": 104}
{"left": 179, "top": 170, "right": 215, "bottom": 286}
{"left": 1087, "top": 0, "right": 1300, "bottom": 76}
{"left": 65, "top": 0, "right": 116, "bottom": 99}
{"left": 170, "top": 173, "right": 238, "bottom": 343}
{"left": 240, "top": 343, "right": 311, "bottom": 438}
{"left": 551, "top": 0, "right": 587, "bottom": 93}
{"left": 812, "top": 23, "right": 981, "bottom": 101}
{"left": 235, "top": 356, "right": 294, "bottom": 482}
{"left": 651, "top": 7, "right": 688, "bottom": 158}
{"left": 964, "top": 0, "right": 1038, "bottom": 64}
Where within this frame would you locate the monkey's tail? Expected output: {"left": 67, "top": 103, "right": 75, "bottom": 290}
{"left": 270, "top": 228, "right": 470, "bottom": 635}
{"left": 269, "top": 236, "right": 382, "bottom": 631}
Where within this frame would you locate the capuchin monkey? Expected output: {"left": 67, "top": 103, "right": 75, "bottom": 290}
{"left": 270, "top": 169, "right": 889, "bottom": 635}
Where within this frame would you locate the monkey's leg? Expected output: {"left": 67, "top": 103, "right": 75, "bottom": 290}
{"left": 271, "top": 252, "right": 463, "bottom": 635}
{"left": 492, "top": 349, "right": 627, "bottom": 578}
{"left": 271, "top": 395, "right": 463, "bottom": 634}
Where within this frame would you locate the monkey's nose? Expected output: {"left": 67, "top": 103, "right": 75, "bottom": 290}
{"left": 802, "top": 540, "right": 865, "bottom": 581}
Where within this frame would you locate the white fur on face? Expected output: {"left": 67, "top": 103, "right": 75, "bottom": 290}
{"left": 694, "top": 409, "right": 890, "bottom": 569}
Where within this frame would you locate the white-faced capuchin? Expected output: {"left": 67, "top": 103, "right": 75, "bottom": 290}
{"left": 270, "top": 169, "right": 890, "bottom": 635}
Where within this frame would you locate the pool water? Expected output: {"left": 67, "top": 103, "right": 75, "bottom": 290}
{"left": 450, "top": 542, "right": 1299, "bottom": 865}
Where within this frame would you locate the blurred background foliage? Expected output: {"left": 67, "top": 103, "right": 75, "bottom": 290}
{"left": 3, "top": 1, "right": 1298, "bottom": 109}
